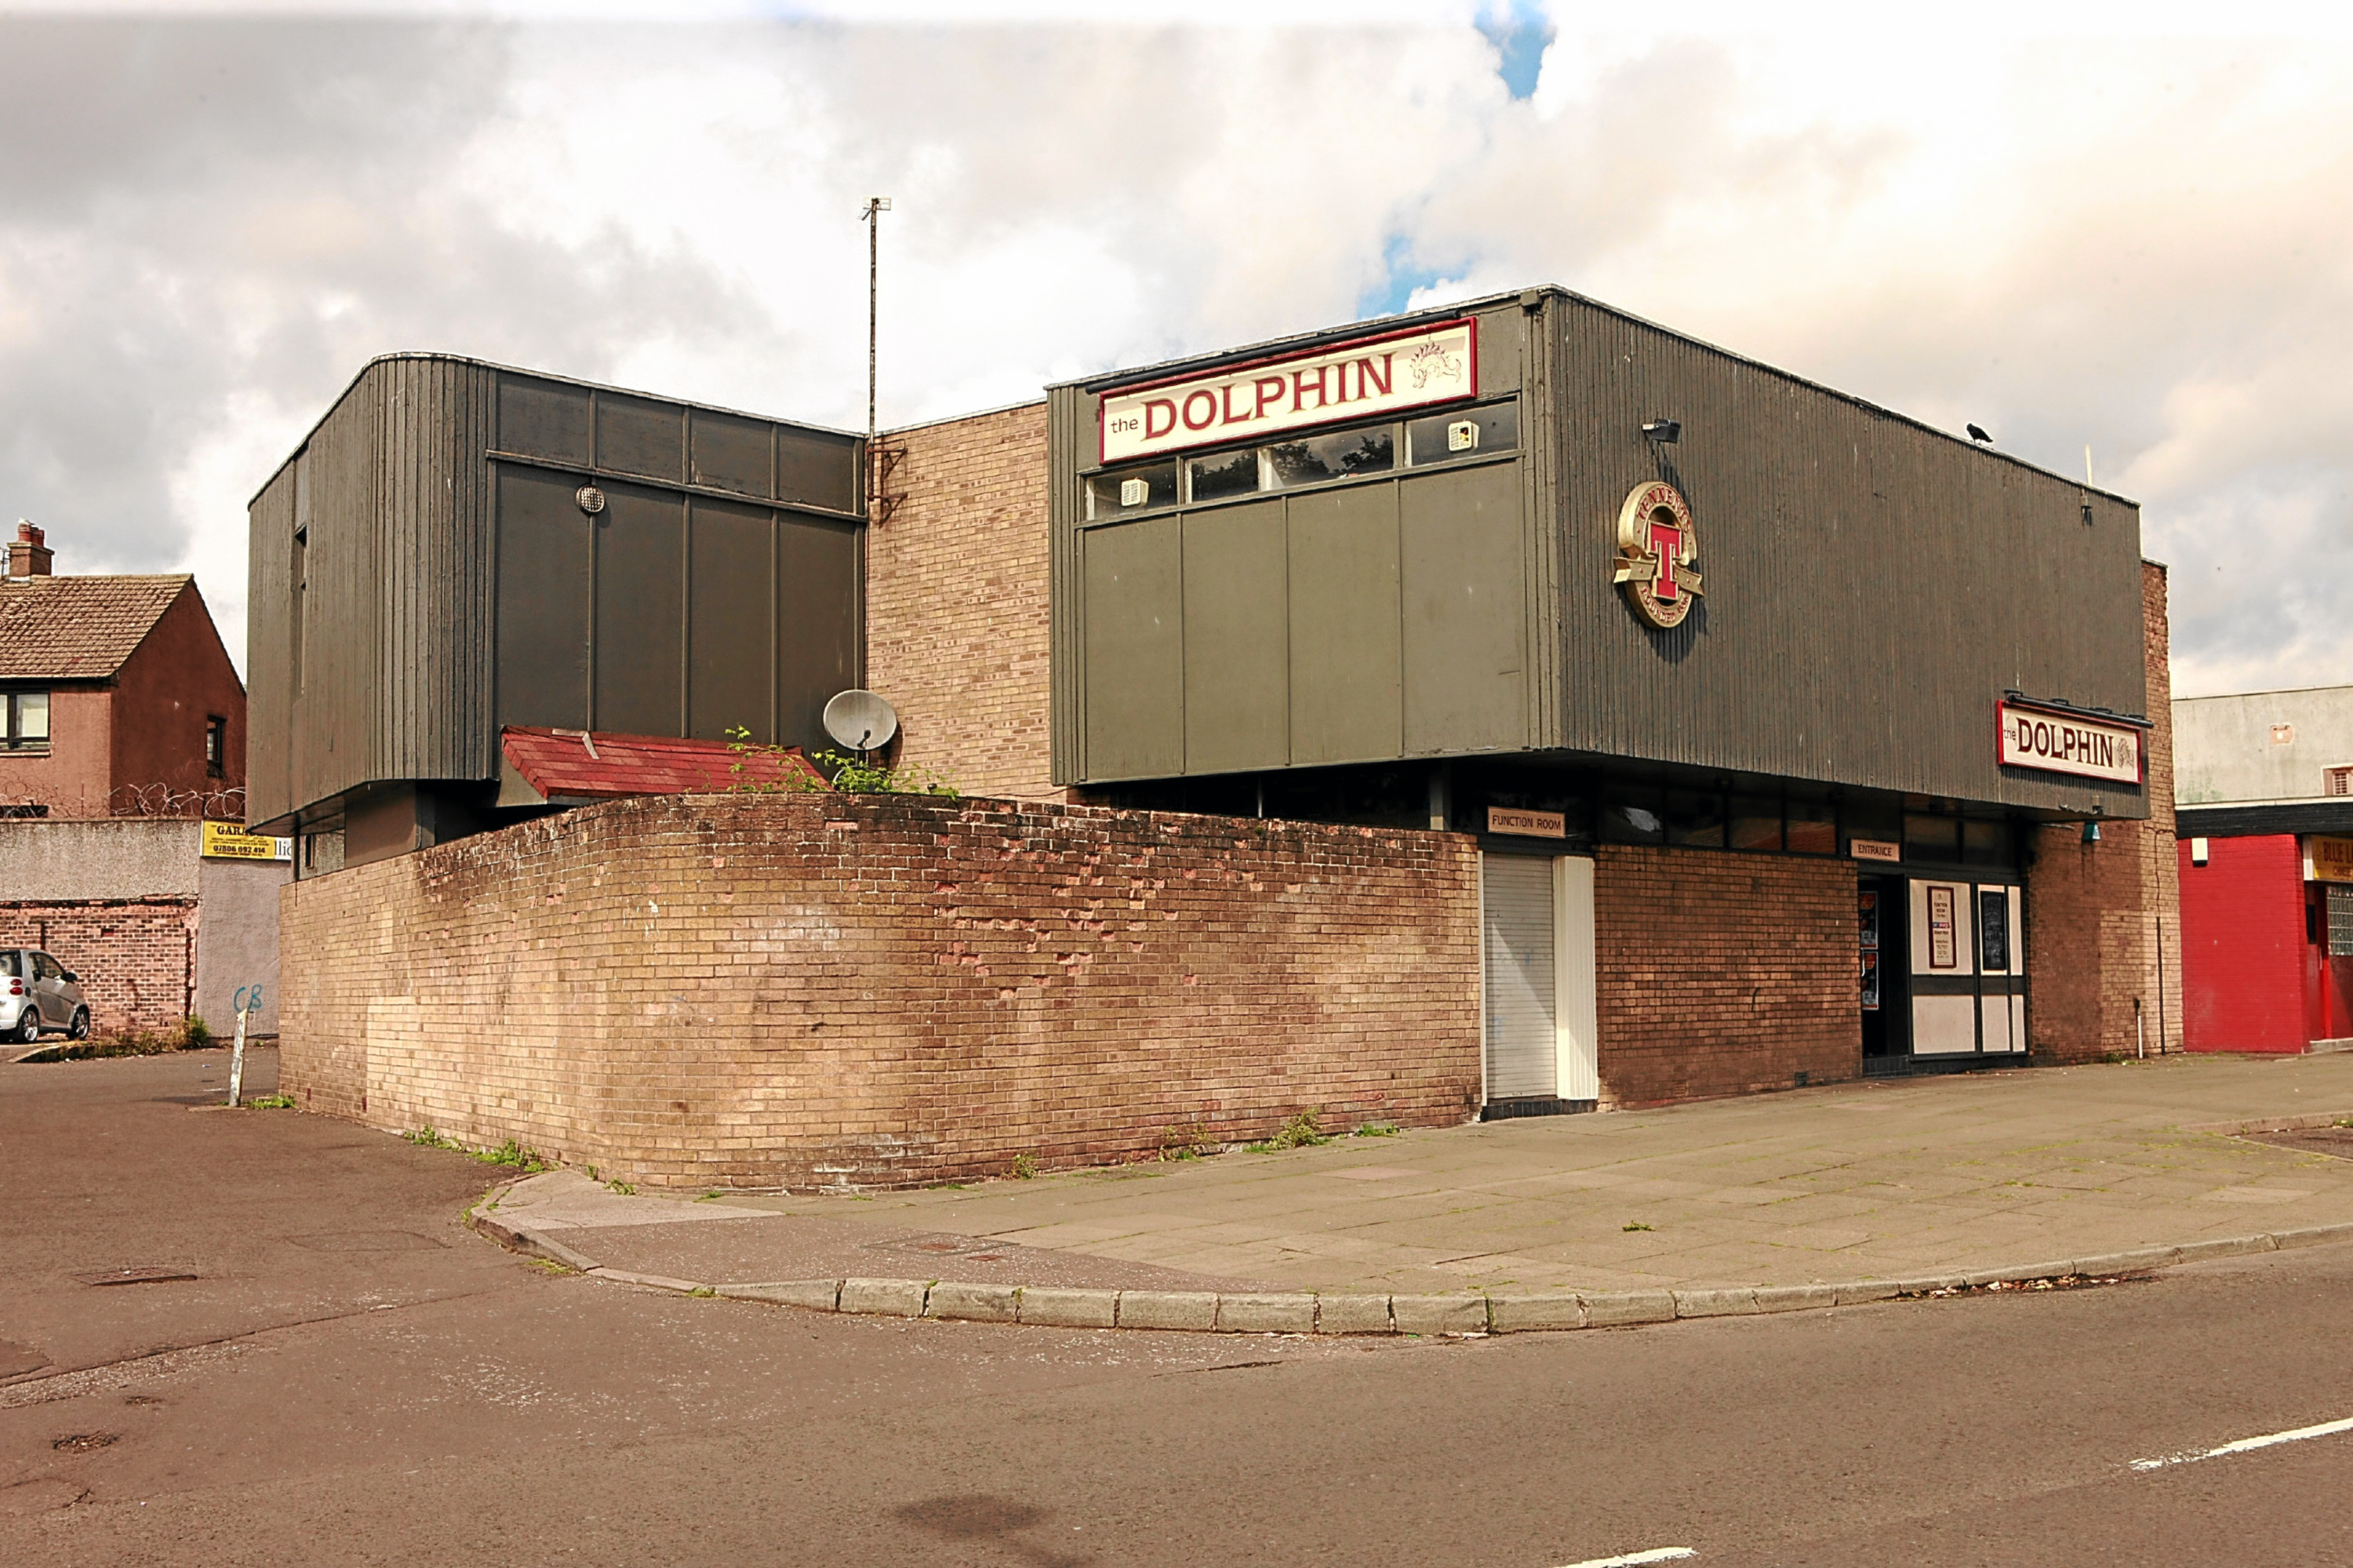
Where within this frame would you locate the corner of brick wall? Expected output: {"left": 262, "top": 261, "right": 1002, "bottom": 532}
{"left": 2024, "top": 560, "right": 2184, "bottom": 1062}
{"left": 1592, "top": 846, "right": 1861, "bottom": 1108}
{"left": 278, "top": 793, "right": 1480, "bottom": 1189}
{"left": 868, "top": 404, "right": 1059, "bottom": 803}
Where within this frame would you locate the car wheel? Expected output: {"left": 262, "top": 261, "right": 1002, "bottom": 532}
{"left": 67, "top": 1008, "right": 90, "bottom": 1041}
{"left": 13, "top": 1008, "right": 40, "bottom": 1045}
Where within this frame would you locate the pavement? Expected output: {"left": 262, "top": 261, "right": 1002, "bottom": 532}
{"left": 10, "top": 1046, "right": 2353, "bottom": 1566}
{"left": 503, "top": 1051, "right": 2353, "bottom": 1305}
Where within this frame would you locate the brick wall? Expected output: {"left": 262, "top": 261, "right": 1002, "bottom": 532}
{"left": 866, "top": 402, "right": 1057, "bottom": 802}
{"left": 0, "top": 897, "right": 196, "bottom": 1034}
{"left": 2024, "top": 560, "right": 2184, "bottom": 1061}
{"left": 278, "top": 791, "right": 1479, "bottom": 1189}
{"left": 1592, "top": 846, "right": 1860, "bottom": 1107}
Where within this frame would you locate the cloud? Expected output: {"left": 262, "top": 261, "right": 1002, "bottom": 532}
{"left": 0, "top": 8, "right": 2348, "bottom": 704}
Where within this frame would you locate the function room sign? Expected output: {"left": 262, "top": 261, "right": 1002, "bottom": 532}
{"left": 1099, "top": 318, "right": 1477, "bottom": 464}
{"left": 1996, "top": 700, "right": 2146, "bottom": 784}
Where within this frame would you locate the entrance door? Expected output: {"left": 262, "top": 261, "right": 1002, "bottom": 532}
{"left": 1480, "top": 853, "right": 1599, "bottom": 1113}
{"left": 1860, "top": 876, "right": 1910, "bottom": 1056}
{"left": 1907, "top": 878, "right": 2025, "bottom": 1056}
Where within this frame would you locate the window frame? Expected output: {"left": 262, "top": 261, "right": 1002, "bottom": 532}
{"left": 205, "top": 715, "right": 227, "bottom": 778}
{"left": 2, "top": 689, "right": 52, "bottom": 753}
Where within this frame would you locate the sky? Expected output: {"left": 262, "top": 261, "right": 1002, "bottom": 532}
{"left": 1, "top": 2, "right": 2348, "bottom": 700}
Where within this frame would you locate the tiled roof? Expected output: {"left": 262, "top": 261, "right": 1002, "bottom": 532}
{"left": 501, "top": 726, "right": 827, "bottom": 802}
{"left": 0, "top": 574, "right": 191, "bottom": 681}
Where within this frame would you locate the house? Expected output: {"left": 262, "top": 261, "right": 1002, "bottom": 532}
{"left": 0, "top": 522, "right": 285, "bottom": 1037}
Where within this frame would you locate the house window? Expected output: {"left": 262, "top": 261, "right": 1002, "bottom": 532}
{"left": 2329, "top": 884, "right": 2353, "bottom": 959}
{"left": 2, "top": 690, "right": 49, "bottom": 751}
{"left": 205, "top": 715, "right": 227, "bottom": 777}
{"left": 2326, "top": 766, "right": 2353, "bottom": 797}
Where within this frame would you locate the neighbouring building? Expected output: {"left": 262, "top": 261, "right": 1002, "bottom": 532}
{"left": 0, "top": 522, "right": 286, "bottom": 1036}
{"left": 2173, "top": 686, "right": 2353, "bottom": 1052}
{"left": 259, "top": 289, "right": 2179, "bottom": 1188}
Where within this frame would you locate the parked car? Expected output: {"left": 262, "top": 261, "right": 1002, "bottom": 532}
{"left": 2, "top": 949, "right": 90, "bottom": 1042}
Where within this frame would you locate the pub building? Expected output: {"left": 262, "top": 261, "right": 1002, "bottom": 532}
{"left": 1044, "top": 286, "right": 2173, "bottom": 1108}
{"left": 249, "top": 286, "right": 2177, "bottom": 1141}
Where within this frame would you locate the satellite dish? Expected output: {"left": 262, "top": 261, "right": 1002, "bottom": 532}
{"left": 822, "top": 689, "right": 899, "bottom": 751}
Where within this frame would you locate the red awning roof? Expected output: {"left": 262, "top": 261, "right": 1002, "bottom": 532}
{"left": 500, "top": 726, "right": 826, "bottom": 804}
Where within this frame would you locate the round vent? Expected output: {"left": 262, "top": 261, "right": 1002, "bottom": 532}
{"left": 576, "top": 485, "right": 607, "bottom": 515}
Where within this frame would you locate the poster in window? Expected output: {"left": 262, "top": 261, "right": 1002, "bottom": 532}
{"left": 1928, "top": 885, "right": 1958, "bottom": 970}
{"left": 1979, "top": 890, "right": 2009, "bottom": 973}
{"left": 1860, "top": 950, "right": 1881, "bottom": 1011}
{"left": 1858, "top": 889, "right": 1879, "bottom": 951}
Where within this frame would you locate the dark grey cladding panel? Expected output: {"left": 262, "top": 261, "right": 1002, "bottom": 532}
{"left": 496, "top": 464, "right": 592, "bottom": 730}
{"left": 1547, "top": 295, "right": 2149, "bottom": 816}
{"left": 778, "top": 427, "right": 861, "bottom": 514}
{"left": 593, "top": 483, "right": 686, "bottom": 738}
{"left": 1081, "top": 516, "right": 1184, "bottom": 780}
{"left": 689, "top": 497, "right": 774, "bottom": 741}
{"left": 596, "top": 393, "right": 686, "bottom": 482}
{"left": 1181, "top": 500, "right": 1288, "bottom": 774}
{"left": 1286, "top": 486, "right": 1402, "bottom": 767}
{"left": 1401, "top": 460, "right": 1525, "bottom": 755}
{"left": 499, "top": 376, "right": 592, "bottom": 466}
{"left": 690, "top": 409, "right": 773, "bottom": 498}
{"left": 776, "top": 516, "right": 860, "bottom": 753}
{"left": 244, "top": 464, "right": 297, "bottom": 828}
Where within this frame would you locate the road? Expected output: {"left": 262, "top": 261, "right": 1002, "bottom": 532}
{"left": 5, "top": 1050, "right": 2351, "bottom": 1566}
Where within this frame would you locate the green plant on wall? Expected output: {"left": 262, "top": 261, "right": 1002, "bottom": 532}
{"left": 723, "top": 726, "right": 957, "bottom": 798}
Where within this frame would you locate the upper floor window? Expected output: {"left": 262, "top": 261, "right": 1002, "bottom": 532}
{"left": 2, "top": 690, "right": 49, "bottom": 752}
{"left": 1082, "top": 398, "right": 1518, "bottom": 520}
{"left": 205, "top": 715, "right": 227, "bottom": 777}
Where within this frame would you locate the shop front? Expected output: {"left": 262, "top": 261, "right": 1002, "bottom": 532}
{"left": 1047, "top": 287, "right": 2170, "bottom": 1109}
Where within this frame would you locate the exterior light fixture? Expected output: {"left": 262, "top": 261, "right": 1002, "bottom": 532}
{"left": 2082, "top": 820, "right": 2102, "bottom": 845}
{"left": 1642, "top": 420, "right": 1681, "bottom": 444}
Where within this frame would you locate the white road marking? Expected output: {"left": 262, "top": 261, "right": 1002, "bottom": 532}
{"left": 2130, "top": 1414, "right": 2353, "bottom": 1472}
{"left": 1555, "top": 1550, "right": 1696, "bottom": 1567}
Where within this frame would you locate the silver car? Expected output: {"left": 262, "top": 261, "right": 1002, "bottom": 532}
{"left": 3, "top": 949, "right": 90, "bottom": 1043}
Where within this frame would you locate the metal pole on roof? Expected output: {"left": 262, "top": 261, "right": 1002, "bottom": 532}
{"left": 861, "top": 196, "right": 891, "bottom": 518}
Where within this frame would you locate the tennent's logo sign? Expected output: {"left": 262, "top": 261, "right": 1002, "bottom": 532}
{"left": 1614, "top": 481, "right": 1704, "bottom": 629}
{"left": 1098, "top": 319, "right": 1476, "bottom": 464}
{"left": 1996, "top": 700, "right": 2145, "bottom": 784}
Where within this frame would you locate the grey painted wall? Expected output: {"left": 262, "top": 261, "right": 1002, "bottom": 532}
{"left": 195, "top": 857, "right": 290, "bottom": 1035}
{"left": 0, "top": 819, "right": 201, "bottom": 898}
{"left": 2174, "top": 686, "right": 2353, "bottom": 806}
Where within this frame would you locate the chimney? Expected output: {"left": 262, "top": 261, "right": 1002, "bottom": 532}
{"left": 7, "top": 520, "right": 53, "bottom": 578}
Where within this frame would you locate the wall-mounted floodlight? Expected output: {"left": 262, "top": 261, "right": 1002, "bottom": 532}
{"left": 2082, "top": 820, "right": 2102, "bottom": 845}
{"left": 1642, "top": 420, "right": 1681, "bottom": 444}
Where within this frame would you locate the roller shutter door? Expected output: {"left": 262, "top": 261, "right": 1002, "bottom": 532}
{"left": 1482, "top": 854, "right": 1557, "bottom": 1101}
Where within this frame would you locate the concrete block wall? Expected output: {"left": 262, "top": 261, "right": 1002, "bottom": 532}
{"left": 2024, "top": 561, "right": 2184, "bottom": 1061}
{"left": 1593, "top": 846, "right": 1860, "bottom": 1107}
{"left": 866, "top": 402, "right": 1059, "bottom": 802}
{"left": 0, "top": 897, "right": 196, "bottom": 1034}
{"left": 278, "top": 791, "right": 1480, "bottom": 1189}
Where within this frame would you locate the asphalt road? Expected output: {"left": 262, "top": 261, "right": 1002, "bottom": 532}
{"left": 5, "top": 1050, "right": 2351, "bottom": 1566}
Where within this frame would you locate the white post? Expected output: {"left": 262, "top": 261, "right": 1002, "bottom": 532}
{"left": 227, "top": 1001, "right": 249, "bottom": 1108}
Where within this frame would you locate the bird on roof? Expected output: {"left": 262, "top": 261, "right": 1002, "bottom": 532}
{"left": 1967, "top": 424, "right": 1992, "bottom": 443}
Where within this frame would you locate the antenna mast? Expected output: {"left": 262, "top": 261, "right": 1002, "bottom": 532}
{"left": 861, "top": 196, "right": 891, "bottom": 517}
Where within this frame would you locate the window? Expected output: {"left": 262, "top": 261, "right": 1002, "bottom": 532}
{"left": 1084, "top": 462, "right": 1178, "bottom": 519}
{"left": 2330, "top": 885, "right": 2353, "bottom": 959}
{"left": 1729, "top": 795, "right": 1783, "bottom": 852}
{"left": 1664, "top": 789, "right": 1726, "bottom": 848}
{"left": 1268, "top": 426, "right": 1394, "bottom": 486}
{"left": 2327, "top": 766, "right": 2353, "bottom": 797}
{"left": 1407, "top": 401, "right": 1518, "bottom": 465}
{"left": 1187, "top": 448, "right": 1260, "bottom": 503}
{"left": 2, "top": 690, "right": 49, "bottom": 751}
{"left": 1904, "top": 813, "right": 1961, "bottom": 861}
{"left": 0, "top": 951, "right": 17, "bottom": 977}
{"left": 1786, "top": 799, "right": 1838, "bottom": 856}
{"left": 205, "top": 715, "right": 227, "bottom": 778}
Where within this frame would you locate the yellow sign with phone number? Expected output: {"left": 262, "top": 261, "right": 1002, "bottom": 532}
{"left": 202, "top": 821, "right": 293, "bottom": 861}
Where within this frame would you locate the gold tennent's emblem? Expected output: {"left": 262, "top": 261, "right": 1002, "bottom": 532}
{"left": 1614, "top": 481, "right": 1704, "bottom": 629}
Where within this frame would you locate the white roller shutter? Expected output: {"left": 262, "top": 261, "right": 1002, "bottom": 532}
{"left": 1482, "top": 853, "right": 1558, "bottom": 1101}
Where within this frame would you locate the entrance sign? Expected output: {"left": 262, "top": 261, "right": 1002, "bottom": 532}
{"left": 2305, "top": 836, "right": 2353, "bottom": 884}
{"left": 1098, "top": 319, "right": 1476, "bottom": 464}
{"left": 1996, "top": 700, "right": 2144, "bottom": 784}
{"left": 1487, "top": 806, "right": 1566, "bottom": 839}
{"left": 1614, "top": 481, "right": 1704, "bottom": 629}
{"left": 202, "top": 821, "right": 293, "bottom": 861}
{"left": 1850, "top": 839, "right": 1901, "bottom": 864}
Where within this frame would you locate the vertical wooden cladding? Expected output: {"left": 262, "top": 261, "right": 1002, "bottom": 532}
{"left": 1545, "top": 295, "right": 2148, "bottom": 814}
{"left": 246, "top": 354, "right": 865, "bottom": 831}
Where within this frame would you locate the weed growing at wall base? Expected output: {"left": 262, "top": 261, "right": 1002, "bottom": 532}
{"left": 1246, "top": 1111, "right": 1330, "bottom": 1153}
{"left": 404, "top": 1126, "right": 553, "bottom": 1173}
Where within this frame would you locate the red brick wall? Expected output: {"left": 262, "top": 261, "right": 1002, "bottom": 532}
{"left": 110, "top": 584, "right": 247, "bottom": 818}
{"left": 1593, "top": 846, "right": 1860, "bottom": 1107}
{"left": 278, "top": 791, "right": 1479, "bottom": 1189}
{"left": 0, "top": 687, "right": 111, "bottom": 818}
{"left": 0, "top": 898, "right": 195, "bottom": 1034}
{"left": 2176, "top": 834, "right": 2307, "bottom": 1052}
{"left": 865, "top": 403, "right": 1057, "bottom": 802}
{"left": 2024, "top": 561, "right": 2184, "bottom": 1061}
